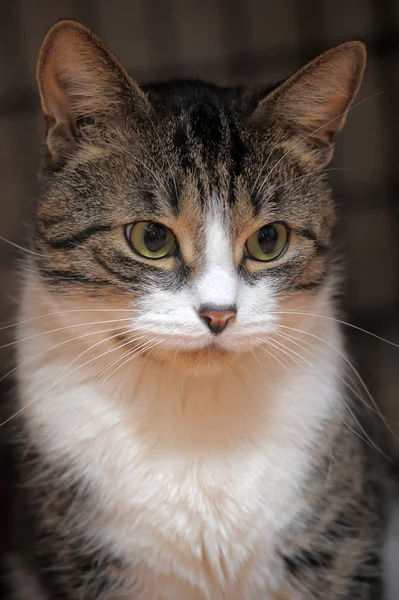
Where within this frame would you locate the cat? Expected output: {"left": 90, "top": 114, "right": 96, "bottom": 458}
{"left": 6, "top": 18, "right": 385, "bottom": 600}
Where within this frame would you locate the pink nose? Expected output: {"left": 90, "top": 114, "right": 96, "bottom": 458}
{"left": 198, "top": 305, "right": 236, "bottom": 334}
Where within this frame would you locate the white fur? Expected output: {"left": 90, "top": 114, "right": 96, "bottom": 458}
{"left": 16, "top": 210, "right": 344, "bottom": 599}
{"left": 192, "top": 212, "right": 237, "bottom": 309}
{"left": 133, "top": 210, "right": 280, "bottom": 355}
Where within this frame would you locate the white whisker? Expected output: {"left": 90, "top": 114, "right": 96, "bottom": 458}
{"left": 57, "top": 329, "right": 146, "bottom": 379}
{"left": 90, "top": 334, "right": 155, "bottom": 384}
{"left": 262, "top": 335, "right": 390, "bottom": 460}
{"left": 258, "top": 166, "right": 359, "bottom": 199}
{"left": 0, "top": 307, "right": 140, "bottom": 331}
{"left": 275, "top": 311, "right": 399, "bottom": 349}
{"left": 0, "top": 234, "right": 44, "bottom": 258}
{"left": 252, "top": 344, "right": 294, "bottom": 377}
{"left": 277, "top": 325, "right": 399, "bottom": 443}
{"left": 275, "top": 329, "right": 374, "bottom": 410}
{"left": 0, "top": 317, "right": 138, "bottom": 350}
{"left": 250, "top": 126, "right": 284, "bottom": 196}
{"left": 256, "top": 91, "right": 383, "bottom": 195}
{"left": 98, "top": 339, "right": 162, "bottom": 387}
{"left": 0, "top": 331, "right": 149, "bottom": 428}
{"left": 0, "top": 325, "right": 129, "bottom": 388}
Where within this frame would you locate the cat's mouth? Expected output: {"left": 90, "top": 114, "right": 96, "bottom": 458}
{"left": 178, "top": 345, "right": 231, "bottom": 359}
{"left": 112, "top": 330, "right": 239, "bottom": 373}
{"left": 155, "top": 343, "right": 238, "bottom": 374}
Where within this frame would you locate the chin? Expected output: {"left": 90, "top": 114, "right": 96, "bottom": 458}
{"left": 149, "top": 344, "right": 241, "bottom": 375}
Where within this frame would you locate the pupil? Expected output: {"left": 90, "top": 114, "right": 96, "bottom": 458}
{"left": 144, "top": 223, "right": 166, "bottom": 252}
{"left": 258, "top": 225, "right": 278, "bottom": 254}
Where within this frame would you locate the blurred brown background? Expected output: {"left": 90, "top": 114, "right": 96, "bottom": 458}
{"left": 0, "top": 1, "right": 398, "bottom": 452}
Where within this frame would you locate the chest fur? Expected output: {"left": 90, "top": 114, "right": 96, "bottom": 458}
{"left": 18, "top": 336, "right": 338, "bottom": 599}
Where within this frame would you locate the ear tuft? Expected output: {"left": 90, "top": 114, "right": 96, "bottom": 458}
{"left": 253, "top": 42, "right": 366, "bottom": 166}
{"left": 37, "top": 20, "right": 148, "bottom": 161}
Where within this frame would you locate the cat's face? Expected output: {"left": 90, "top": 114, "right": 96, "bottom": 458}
{"left": 33, "top": 21, "right": 365, "bottom": 373}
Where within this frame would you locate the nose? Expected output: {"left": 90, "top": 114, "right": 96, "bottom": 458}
{"left": 198, "top": 304, "right": 236, "bottom": 335}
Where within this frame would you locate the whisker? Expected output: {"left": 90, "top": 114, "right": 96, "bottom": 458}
{"left": 256, "top": 144, "right": 332, "bottom": 198}
{"left": 252, "top": 345, "right": 294, "bottom": 377}
{"left": 258, "top": 166, "right": 359, "bottom": 199}
{"left": 255, "top": 91, "right": 383, "bottom": 195}
{"left": 250, "top": 125, "right": 285, "bottom": 196}
{"left": 277, "top": 325, "right": 399, "bottom": 443}
{"left": 277, "top": 330, "right": 378, "bottom": 412}
{"left": 275, "top": 311, "right": 399, "bottom": 349}
{"left": 98, "top": 339, "right": 162, "bottom": 387}
{"left": 0, "top": 307, "right": 140, "bottom": 331}
{"left": 275, "top": 329, "right": 374, "bottom": 409}
{"left": 91, "top": 345, "right": 135, "bottom": 385}
{"left": 0, "top": 331, "right": 151, "bottom": 428}
{"left": 57, "top": 329, "right": 147, "bottom": 379}
{"left": 261, "top": 334, "right": 382, "bottom": 456}
{"left": 253, "top": 346, "right": 336, "bottom": 465}
{"left": 263, "top": 336, "right": 390, "bottom": 460}
{"left": 0, "top": 325, "right": 130, "bottom": 388}
{"left": 0, "top": 234, "right": 45, "bottom": 258}
{"left": 90, "top": 334, "right": 154, "bottom": 384}
{"left": 0, "top": 317, "right": 138, "bottom": 350}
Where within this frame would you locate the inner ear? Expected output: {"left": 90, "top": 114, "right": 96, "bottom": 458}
{"left": 37, "top": 20, "right": 149, "bottom": 160}
{"left": 252, "top": 41, "right": 366, "bottom": 166}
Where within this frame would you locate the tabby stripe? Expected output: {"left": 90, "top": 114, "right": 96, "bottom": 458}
{"left": 282, "top": 548, "right": 333, "bottom": 576}
{"left": 40, "top": 268, "right": 112, "bottom": 286}
{"left": 94, "top": 255, "right": 139, "bottom": 283}
{"left": 297, "top": 229, "right": 329, "bottom": 253}
{"left": 293, "top": 273, "right": 327, "bottom": 292}
{"left": 43, "top": 224, "right": 112, "bottom": 250}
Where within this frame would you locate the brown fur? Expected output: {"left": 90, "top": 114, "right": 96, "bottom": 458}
{"left": 7, "top": 19, "right": 385, "bottom": 600}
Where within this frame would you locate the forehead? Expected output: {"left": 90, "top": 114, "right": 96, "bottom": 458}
{"left": 45, "top": 82, "right": 331, "bottom": 244}
{"left": 127, "top": 112, "right": 323, "bottom": 237}
{"left": 140, "top": 84, "right": 249, "bottom": 207}
{"left": 137, "top": 82, "right": 325, "bottom": 221}
{"left": 122, "top": 90, "right": 267, "bottom": 220}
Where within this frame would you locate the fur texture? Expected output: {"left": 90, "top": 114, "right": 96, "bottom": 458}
{"left": 8, "top": 19, "right": 384, "bottom": 600}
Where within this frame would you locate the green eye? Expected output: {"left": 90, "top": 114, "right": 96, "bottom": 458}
{"left": 246, "top": 222, "right": 288, "bottom": 261}
{"left": 126, "top": 221, "right": 176, "bottom": 259}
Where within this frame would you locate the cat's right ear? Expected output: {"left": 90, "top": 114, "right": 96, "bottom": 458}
{"left": 37, "top": 20, "right": 149, "bottom": 162}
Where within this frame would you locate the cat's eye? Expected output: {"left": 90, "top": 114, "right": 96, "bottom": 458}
{"left": 126, "top": 221, "right": 176, "bottom": 259}
{"left": 246, "top": 222, "right": 288, "bottom": 262}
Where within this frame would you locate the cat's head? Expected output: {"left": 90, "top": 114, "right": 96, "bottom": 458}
{"left": 32, "top": 20, "right": 365, "bottom": 373}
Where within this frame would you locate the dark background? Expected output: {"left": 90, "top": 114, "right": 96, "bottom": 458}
{"left": 0, "top": 0, "right": 398, "bottom": 590}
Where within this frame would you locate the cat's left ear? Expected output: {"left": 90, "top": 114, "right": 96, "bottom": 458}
{"left": 37, "top": 19, "right": 149, "bottom": 161}
{"left": 252, "top": 41, "right": 366, "bottom": 167}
